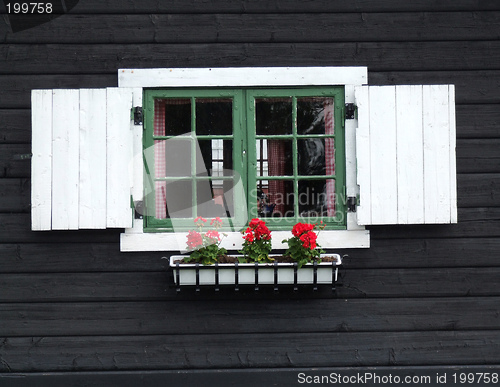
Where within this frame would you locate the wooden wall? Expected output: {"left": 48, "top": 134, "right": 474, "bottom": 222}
{"left": 1, "top": 1, "right": 499, "bottom": 385}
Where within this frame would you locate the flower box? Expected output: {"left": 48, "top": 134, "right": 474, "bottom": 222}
{"left": 170, "top": 254, "right": 342, "bottom": 289}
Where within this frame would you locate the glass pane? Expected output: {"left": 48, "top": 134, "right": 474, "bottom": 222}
{"left": 197, "top": 139, "right": 233, "bottom": 178}
{"left": 154, "top": 98, "right": 191, "bottom": 137}
{"left": 164, "top": 180, "right": 193, "bottom": 218}
{"left": 261, "top": 140, "right": 293, "bottom": 177}
{"left": 196, "top": 179, "right": 234, "bottom": 218}
{"left": 298, "top": 179, "right": 336, "bottom": 218}
{"left": 196, "top": 99, "right": 233, "bottom": 136}
{"left": 158, "top": 138, "right": 192, "bottom": 177}
{"left": 255, "top": 98, "right": 292, "bottom": 135}
{"left": 298, "top": 138, "right": 331, "bottom": 176}
{"left": 256, "top": 180, "right": 295, "bottom": 218}
{"left": 297, "top": 97, "right": 334, "bottom": 135}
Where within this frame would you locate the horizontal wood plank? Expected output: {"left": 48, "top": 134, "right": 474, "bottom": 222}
{"left": 1, "top": 0, "right": 498, "bottom": 14}
{"left": 457, "top": 139, "right": 500, "bottom": 173}
{"left": 1, "top": 42, "right": 500, "bottom": 75}
{"left": 0, "top": 214, "right": 120, "bottom": 243}
{"left": 0, "top": 109, "right": 31, "bottom": 143}
{"left": 0, "top": 179, "right": 30, "bottom": 213}
{"left": 1, "top": 267, "right": 500, "bottom": 302}
{"left": 0, "top": 75, "right": 116, "bottom": 109}
{"left": 0, "top": 237, "right": 499, "bottom": 274}
{"left": 0, "top": 330, "right": 499, "bottom": 371}
{"left": 2, "top": 367, "right": 500, "bottom": 387}
{"left": 370, "top": 70, "right": 500, "bottom": 104}
{"left": 458, "top": 174, "right": 500, "bottom": 207}
{"left": 1, "top": 74, "right": 500, "bottom": 110}
{"left": 0, "top": 297, "right": 499, "bottom": 336}
{"left": 2, "top": 13, "right": 500, "bottom": 44}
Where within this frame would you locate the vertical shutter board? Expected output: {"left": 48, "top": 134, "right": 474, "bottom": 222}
{"left": 369, "top": 86, "right": 398, "bottom": 225}
{"left": 31, "top": 90, "right": 53, "bottom": 231}
{"left": 423, "top": 85, "right": 452, "bottom": 224}
{"left": 106, "top": 87, "right": 134, "bottom": 229}
{"left": 79, "top": 89, "right": 107, "bottom": 229}
{"left": 354, "top": 86, "right": 371, "bottom": 225}
{"left": 449, "top": 85, "right": 458, "bottom": 223}
{"left": 51, "top": 89, "right": 80, "bottom": 230}
{"left": 396, "top": 85, "right": 425, "bottom": 224}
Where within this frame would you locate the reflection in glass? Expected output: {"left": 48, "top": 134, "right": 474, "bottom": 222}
{"left": 256, "top": 180, "right": 295, "bottom": 218}
{"left": 255, "top": 98, "right": 292, "bottom": 135}
{"left": 298, "top": 138, "right": 326, "bottom": 176}
{"left": 197, "top": 179, "right": 234, "bottom": 218}
{"left": 157, "top": 98, "right": 191, "bottom": 137}
{"left": 297, "top": 97, "right": 334, "bottom": 135}
{"left": 197, "top": 140, "right": 233, "bottom": 178}
{"left": 298, "top": 179, "right": 336, "bottom": 218}
{"left": 196, "top": 99, "right": 233, "bottom": 136}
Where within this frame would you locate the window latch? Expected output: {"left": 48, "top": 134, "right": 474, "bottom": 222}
{"left": 133, "top": 106, "right": 143, "bottom": 125}
{"left": 345, "top": 103, "right": 356, "bottom": 120}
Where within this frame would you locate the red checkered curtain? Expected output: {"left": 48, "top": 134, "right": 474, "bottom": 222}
{"left": 267, "top": 140, "right": 286, "bottom": 216}
{"left": 324, "top": 99, "right": 336, "bottom": 217}
{"left": 154, "top": 99, "right": 167, "bottom": 219}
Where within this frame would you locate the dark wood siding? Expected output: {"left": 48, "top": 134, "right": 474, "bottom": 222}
{"left": 0, "top": 0, "right": 499, "bottom": 384}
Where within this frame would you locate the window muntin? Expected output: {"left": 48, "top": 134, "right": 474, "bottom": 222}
{"left": 143, "top": 87, "right": 345, "bottom": 232}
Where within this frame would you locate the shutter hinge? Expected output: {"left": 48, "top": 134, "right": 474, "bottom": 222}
{"left": 347, "top": 196, "right": 359, "bottom": 213}
{"left": 345, "top": 103, "right": 356, "bottom": 120}
{"left": 133, "top": 106, "right": 143, "bottom": 125}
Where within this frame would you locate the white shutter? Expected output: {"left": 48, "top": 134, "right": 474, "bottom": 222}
{"left": 31, "top": 87, "right": 138, "bottom": 230}
{"left": 355, "top": 85, "right": 457, "bottom": 225}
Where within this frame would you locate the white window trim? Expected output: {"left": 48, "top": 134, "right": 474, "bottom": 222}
{"left": 118, "top": 67, "right": 370, "bottom": 252}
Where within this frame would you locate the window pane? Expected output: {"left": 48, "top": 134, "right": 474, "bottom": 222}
{"left": 261, "top": 140, "right": 293, "bottom": 177}
{"left": 298, "top": 179, "right": 336, "bottom": 218}
{"left": 196, "top": 99, "right": 233, "bottom": 136}
{"left": 297, "top": 97, "right": 334, "bottom": 135}
{"left": 157, "top": 138, "right": 191, "bottom": 177}
{"left": 257, "top": 180, "right": 295, "bottom": 218}
{"left": 255, "top": 98, "right": 292, "bottom": 135}
{"left": 163, "top": 180, "right": 193, "bottom": 218}
{"left": 154, "top": 98, "right": 191, "bottom": 137}
{"left": 298, "top": 138, "right": 328, "bottom": 176}
{"left": 197, "top": 179, "right": 234, "bottom": 218}
{"left": 197, "top": 139, "right": 233, "bottom": 178}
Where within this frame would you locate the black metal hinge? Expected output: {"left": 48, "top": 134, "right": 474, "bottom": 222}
{"left": 345, "top": 103, "right": 356, "bottom": 120}
{"left": 347, "top": 196, "right": 358, "bottom": 212}
{"left": 133, "top": 106, "right": 143, "bottom": 125}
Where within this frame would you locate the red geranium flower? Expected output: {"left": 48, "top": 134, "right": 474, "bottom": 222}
{"left": 186, "top": 230, "right": 203, "bottom": 249}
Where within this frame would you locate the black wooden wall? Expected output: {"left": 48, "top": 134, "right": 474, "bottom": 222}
{"left": 1, "top": 1, "right": 500, "bottom": 385}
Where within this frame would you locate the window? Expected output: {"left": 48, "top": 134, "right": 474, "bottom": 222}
{"left": 30, "top": 67, "right": 457, "bottom": 252}
{"left": 143, "top": 87, "right": 346, "bottom": 232}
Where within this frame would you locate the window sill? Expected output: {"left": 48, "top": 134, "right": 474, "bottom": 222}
{"left": 120, "top": 229, "right": 370, "bottom": 252}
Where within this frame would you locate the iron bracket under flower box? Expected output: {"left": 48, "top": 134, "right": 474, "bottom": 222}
{"left": 169, "top": 254, "right": 342, "bottom": 293}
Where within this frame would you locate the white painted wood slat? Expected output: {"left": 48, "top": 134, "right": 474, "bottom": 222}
{"left": 31, "top": 90, "right": 53, "bottom": 231}
{"left": 369, "top": 86, "right": 398, "bottom": 224}
{"left": 354, "top": 86, "right": 371, "bottom": 225}
{"left": 355, "top": 84, "right": 457, "bottom": 225}
{"left": 396, "top": 85, "right": 424, "bottom": 224}
{"left": 106, "top": 87, "right": 134, "bottom": 228}
{"left": 79, "top": 89, "right": 107, "bottom": 229}
{"left": 423, "top": 85, "right": 452, "bottom": 224}
{"left": 51, "top": 89, "right": 80, "bottom": 230}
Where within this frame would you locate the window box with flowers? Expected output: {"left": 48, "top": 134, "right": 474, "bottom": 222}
{"left": 170, "top": 218, "right": 342, "bottom": 290}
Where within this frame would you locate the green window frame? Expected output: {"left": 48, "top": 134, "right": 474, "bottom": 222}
{"left": 143, "top": 87, "right": 346, "bottom": 232}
